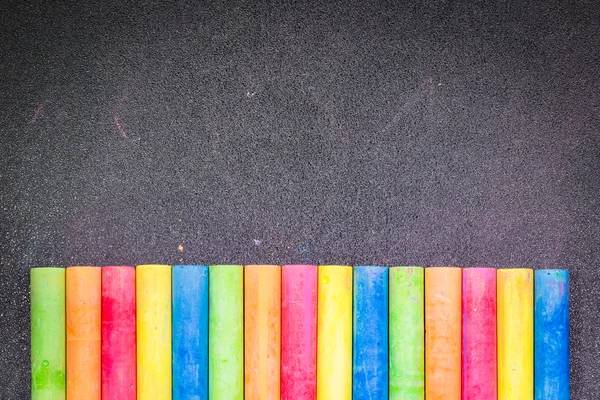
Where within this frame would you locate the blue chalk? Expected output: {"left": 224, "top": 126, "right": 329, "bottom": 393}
{"left": 353, "top": 266, "right": 389, "bottom": 400}
{"left": 535, "top": 269, "right": 569, "bottom": 400}
{"left": 173, "top": 265, "right": 209, "bottom": 400}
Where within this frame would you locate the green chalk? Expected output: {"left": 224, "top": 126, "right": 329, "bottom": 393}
{"left": 31, "top": 267, "right": 66, "bottom": 400}
{"left": 389, "top": 267, "right": 424, "bottom": 400}
{"left": 208, "top": 265, "right": 244, "bottom": 400}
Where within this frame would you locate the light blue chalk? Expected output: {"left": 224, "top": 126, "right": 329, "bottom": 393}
{"left": 353, "top": 266, "right": 389, "bottom": 400}
{"left": 173, "top": 265, "right": 209, "bottom": 400}
{"left": 535, "top": 269, "right": 569, "bottom": 400}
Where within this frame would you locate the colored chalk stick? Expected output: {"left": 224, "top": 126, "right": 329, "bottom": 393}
{"left": 173, "top": 265, "right": 209, "bottom": 400}
{"left": 535, "top": 270, "right": 569, "bottom": 400}
{"left": 425, "top": 267, "right": 461, "bottom": 400}
{"left": 31, "top": 267, "right": 66, "bottom": 400}
{"left": 67, "top": 266, "right": 101, "bottom": 400}
{"left": 497, "top": 268, "right": 533, "bottom": 399}
{"left": 353, "top": 266, "right": 389, "bottom": 400}
{"left": 136, "top": 264, "right": 172, "bottom": 400}
{"left": 281, "top": 265, "right": 317, "bottom": 400}
{"left": 389, "top": 267, "right": 424, "bottom": 400}
{"left": 101, "top": 266, "right": 136, "bottom": 400}
{"left": 462, "top": 268, "right": 497, "bottom": 400}
{"left": 245, "top": 265, "right": 281, "bottom": 400}
{"left": 317, "top": 265, "right": 352, "bottom": 400}
{"left": 209, "top": 265, "right": 244, "bottom": 400}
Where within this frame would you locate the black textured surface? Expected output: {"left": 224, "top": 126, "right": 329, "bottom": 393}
{"left": 1, "top": 1, "right": 599, "bottom": 398}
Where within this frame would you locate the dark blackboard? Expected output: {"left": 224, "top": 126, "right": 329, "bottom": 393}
{"left": 1, "top": 1, "right": 599, "bottom": 397}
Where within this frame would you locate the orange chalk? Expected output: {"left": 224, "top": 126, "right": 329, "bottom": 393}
{"left": 244, "top": 265, "right": 281, "bottom": 400}
{"left": 66, "top": 266, "right": 101, "bottom": 400}
{"left": 425, "top": 267, "right": 461, "bottom": 400}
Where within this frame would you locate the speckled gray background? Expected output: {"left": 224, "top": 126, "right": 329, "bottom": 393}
{"left": 1, "top": 1, "right": 599, "bottom": 398}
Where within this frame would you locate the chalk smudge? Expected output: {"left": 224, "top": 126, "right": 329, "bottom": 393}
{"left": 381, "top": 77, "right": 435, "bottom": 132}
{"left": 29, "top": 101, "right": 48, "bottom": 125}
{"left": 295, "top": 243, "right": 310, "bottom": 264}
{"left": 114, "top": 94, "right": 128, "bottom": 138}
{"left": 113, "top": 114, "right": 127, "bottom": 138}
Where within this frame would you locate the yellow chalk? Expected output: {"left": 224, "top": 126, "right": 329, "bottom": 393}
{"left": 497, "top": 268, "right": 533, "bottom": 400}
{"left": 317, "top": 265, "right": 352, "bottom": 400}
{"left": 136, "top": 265, "right": 172, "bottom": 400}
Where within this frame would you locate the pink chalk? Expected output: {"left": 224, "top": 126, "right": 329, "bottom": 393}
{"left": 101, "top": 266, "right": 136, "bottom": 400}
{"left": 281, "top": 265, "right": 317, "bottom": 400}
{"left": 462, "top": 268, "right": 497, "bottom": 400}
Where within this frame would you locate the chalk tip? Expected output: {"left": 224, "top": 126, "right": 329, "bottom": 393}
{"left": 30, "top": 267, "right": 65, "bottom": 280}
{"left": 172, "top": 264, "right": 208, "bottom": 269}
{"left": 209, "top": 264, "right": 243, "bottom": 269}
{"left": 536, "top": 268, "right": 568, "bottom": 273}
{"left": 136, "top": 264, "right": 171, "bottom": 269}
{"left": 103, "top": 265, "right": 135, "bottom": 269}
{"left": 535, "top": 268, "right": 569, "bottom": 279}
{"left": 462, "top": 267, "right": 497, "bottom": 277}
{"left": 425, "top": 266, "right": 462, "bottom": 275}
{"left": 354, "top": 266, "right": 388, "bottom": 277}
{"left": 497, "top": 267, "right": 534, "bottom": 273}
{"left": 390, "top": 266, "right": 424, "bottom": 278}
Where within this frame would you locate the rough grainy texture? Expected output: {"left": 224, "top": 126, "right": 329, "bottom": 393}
{"left": 0, "top": 1, "right": 599, "bottom": 398}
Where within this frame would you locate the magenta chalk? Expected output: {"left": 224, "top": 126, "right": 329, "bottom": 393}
{"left": 462, "top": 268, "right": 497, "bottom": 400}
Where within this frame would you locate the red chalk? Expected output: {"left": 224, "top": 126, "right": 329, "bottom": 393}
{"left": 101, "top": 266, "right": 136, "bottom": 400}
{"left": 281, "top": 265, "right": 317, "bottom": 400}
{"left": 462, "top": 268, "right": 497, "bottom": 400}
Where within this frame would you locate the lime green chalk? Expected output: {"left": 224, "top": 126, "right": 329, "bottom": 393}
{"left": 389, "top": 267, "right": 424, "bottom": 400}
{"left": 31, "top": 267, "right": 66, "bottom": 400}
{"left": 208, "top": 265, "right": 243, "bottom": 400}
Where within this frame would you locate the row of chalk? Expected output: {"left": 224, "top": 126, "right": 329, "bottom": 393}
{"left": 30, "top": 265, "right": 569, "bottom": 400}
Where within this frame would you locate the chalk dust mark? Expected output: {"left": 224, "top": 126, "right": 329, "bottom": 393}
{"left": 113, "top": 114, "right": 127, "bottom": 138}
{"left": 113, "top": 94, "right": 128, "bottom": 138}
{"left": 381, "top": 78, "right": 435, "bottom": 132}
{"left": 29, "top": 101, "right": 48, "bottom": 125}
{"left": 295, "top": 243, "right": 310, "bottom": 264}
